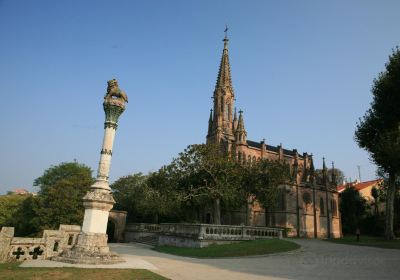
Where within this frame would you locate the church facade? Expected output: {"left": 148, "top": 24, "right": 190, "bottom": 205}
{"left": 205, "top": 33, "right": 341, "bottom": 238}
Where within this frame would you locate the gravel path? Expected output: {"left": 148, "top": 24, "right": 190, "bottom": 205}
{"left": 22, "top": 239, "right": 400, "bottom": 280}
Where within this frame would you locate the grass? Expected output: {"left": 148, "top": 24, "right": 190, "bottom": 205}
{"left": 327, "top": 235, "right": 400, "bottom": 249}
{"left": 155, "top": 238, "right": 300, "bottom": 258}
{"left": 0, "top": 262, "right": 169, "bottom": 280}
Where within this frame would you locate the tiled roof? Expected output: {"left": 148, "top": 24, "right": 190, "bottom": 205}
{"left": 13, "top": 188, "right": 29, "bottom": 193}
{"left": 337, "top": 179, "right": 382, "bottom": 193}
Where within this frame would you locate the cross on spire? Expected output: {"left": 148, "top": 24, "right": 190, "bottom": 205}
{"left": 223, "top": 25, "right": 229, "bottom": 50}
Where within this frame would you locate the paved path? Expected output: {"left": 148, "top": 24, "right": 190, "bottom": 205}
{"left": 22, "top": 239, "right": 400, "bottom": 280}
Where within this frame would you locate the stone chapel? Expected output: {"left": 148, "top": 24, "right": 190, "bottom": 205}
{"left": 205, "top": 32, "right": 341, "bottom": 238}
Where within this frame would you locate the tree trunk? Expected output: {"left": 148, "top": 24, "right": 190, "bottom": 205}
{"left": 385, "top": 172, "right": 396, "bottom": 240}
{"left": 213, "top": 198, "right": 221, "bottom": 225}
{"left": 265, "top": 207, "right": 270, "bottom": 227}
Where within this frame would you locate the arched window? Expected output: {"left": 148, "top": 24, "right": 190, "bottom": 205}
{"left": 320, "top": 197, "right": 325, "bottom": 215}
{"left": 238, "top": 152, "right": 242, "bottom": 162}
{"left": 253, "top": 156, "right": 256, "bottom": 162}
{"left": 248, "top": 155, "right": 251, "bottom": 163}
{"left": 242, "top": 153, "right": 246, "bottom": 163}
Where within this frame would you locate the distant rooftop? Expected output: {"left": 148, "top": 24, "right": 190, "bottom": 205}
{"left": 8, "top": 188, "right": 36, "bottom": 196}
{"left": 337, "top": 179, "right": 382, "bottom": 193}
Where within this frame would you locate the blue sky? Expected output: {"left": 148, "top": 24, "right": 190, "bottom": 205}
{"left": 0, "top": 0, "right": 399, "bottom": 194}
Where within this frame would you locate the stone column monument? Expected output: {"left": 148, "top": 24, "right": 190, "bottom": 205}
{"left": 54, "top": 79, "right": 128, "bottom": 264}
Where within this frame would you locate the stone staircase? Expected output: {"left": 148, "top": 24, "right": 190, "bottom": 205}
{"left": 134, "top": 235, "right": 158, "bottom": 247}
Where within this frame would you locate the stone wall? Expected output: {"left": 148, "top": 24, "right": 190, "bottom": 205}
{"left": 0, "top": 224, "right": 80, "bottom": 263}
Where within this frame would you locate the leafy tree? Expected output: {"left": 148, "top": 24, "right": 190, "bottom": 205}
{"left": 242, "top": 159, "right": 291, "bottom": 226}
{"left": 315, "top": 168, "right": 345, "bottom": 186}
{"left": 0, "top": 194, "right": 29, "bottom": 226}
{"left": 340, "top": 187, "right": 367, "bottom": 234}
{"left": 111, "top": 172, "right": 181, "bottom": 223}
{"left": 135, "top": 144, "right": 293, "bottom": 226}
{"left": 112, "top": 173, "right": 148, "bottom": 220}
{"left": 11, "top": 195, "right": 37, "bottom": 236}
{"left": 374, "top": 168, "right": 400, "bottom": 235}
{"left": 355, "top": 47, "right": 400, "bottom": 239}
{"left": 166, "top": 144, "right": 245, "bottom": 224}
{"left": 146, "top": 168, "right": 192, "bottom": 222}
{"left": 371, "top": 186, "right": 380, "bottom": 216}
{"left": 31, "top": 162, "right": 93, "bottom": 233}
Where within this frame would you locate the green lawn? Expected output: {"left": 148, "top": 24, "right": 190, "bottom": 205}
{"left": 0, "top": 262, "right": 169, "bottom": 280}
{"left": 155, "top": 239, "right": 300, "bottom": 258}
{"left": 327, "top": 235, "right": 400, "bottom": 249}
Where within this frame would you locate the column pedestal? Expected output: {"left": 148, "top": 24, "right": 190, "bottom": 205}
{"left": 53, "top": 189, "right": 125, "bottom": 264}
{"left": 53, "top": 232, "right": 124, "bottom": 264}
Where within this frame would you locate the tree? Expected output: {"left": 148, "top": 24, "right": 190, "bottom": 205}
{"left": 31, "top": 162, "right": 93, "bottom": 233}
{"left": 375, "top": 168, "right": 400, "bottom": 235}
{"left": 11, "top": 195, "right": 37, "bottom": 236}
{"left": 340, "top": 187, "right": 367, "bottom": 234}
{"left": 112, "top": 173, "right": 147, "bottom": 220}
{"left": 315, "top": 168, "right": 345, "bottom": 186}
{"left": 371, "top": 186, "right": 380, "bottom": 216}
{"left": 166, "top": 144, "right": 245, "bottom": 224}
{"left": 111, "top": 172, "right": 181, "bottom": 223}
{"left": 0, "top": 194, "right": 29, "bottom": 226}
{"left": 242, "top": 159, "right": 291, "bottom": 226}
{"left": 355, "top": 47, "right": 400, "bottom": 239}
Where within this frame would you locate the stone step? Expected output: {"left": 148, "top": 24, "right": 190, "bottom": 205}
{"left": 135, "top": 235, "right": 158, "bottom": 247}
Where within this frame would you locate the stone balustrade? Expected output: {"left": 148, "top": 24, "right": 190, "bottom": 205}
{"left": 125, "top": 223, "right": 283, "bottom": 248}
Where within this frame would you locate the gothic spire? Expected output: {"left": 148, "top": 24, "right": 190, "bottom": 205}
{"left": 331, "top": 161, "right": 337, "bottom": 186}
{"left": 237, "top": 110, "right": 245, "bottom": 130}
{"left": 232, "top": 107, "right": 238, "bottom": 131}
{"left": 207, "top": 28, "right": 236, "bottom": 145}
{"left": 322, "top": 157, "right": 328, "bottom": 186}
{"left": 309, "top": 154, "right": 315, "bottom": 183}
{"left": 215, "top": 28, "right": 234, "bottom": 93}
{"left": 235, "top": 110, "right": 247, "bottom": 144}
{"left": 208, "top": 109, "right": 213, "bottom": 135}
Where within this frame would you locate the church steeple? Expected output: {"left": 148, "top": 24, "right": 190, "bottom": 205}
{"left": 322, "top": 157, "right": 328, "bottom": 186}
{"left": 331, "top": 161, "right": 337, "bottom": 186}
{"left": 309, "top": 154, "right": 315, "bottom": 183}
{"left": 235, "top": 110, "right": 247, "bottom": 145}
{"left": 207, "top": 109, "right": 213, "bottom": 136}
{"left": 215, "top": 27, "right": 234, "bottom": 92}
{"left": 232, "top": 107, "right": 238, "bottom": 132}
{"left": 207, "top": 27, "right": 236, "bottom": 146}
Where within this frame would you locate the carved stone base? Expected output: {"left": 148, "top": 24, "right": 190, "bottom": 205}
{"left": 52, "top": 232, "right": 125, "bottom": 264}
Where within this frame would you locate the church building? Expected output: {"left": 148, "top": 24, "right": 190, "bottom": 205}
{"left": 205, "top": 32, "right": 341, "bottom": 238}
